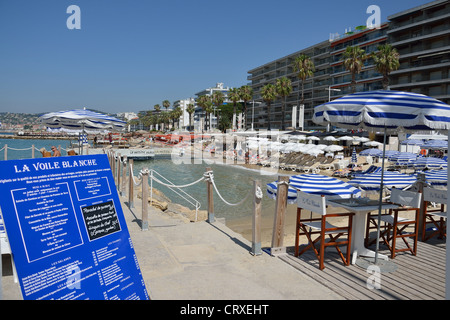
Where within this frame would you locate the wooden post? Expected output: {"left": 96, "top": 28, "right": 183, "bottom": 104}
{"left": 271, "top": 175, "right": 289, "bottom": 255}
{"left": 141, "top": 168, "right": 149, "bottom": 231}
{"left": 4, "top": 144, "right": 7, "bottom": 161}
{"left": 206, "top": 167, "right": 215, "bottom": 223}
{"left": 251, "top": 179, "right": 262, "bottom": 256}
{"left": 32, "top": 144, "right": 35, "bottom": 158}
{"left": 111, "top": 151, "right": 116, "bottom": 184}
{"left": 128, "top": 158, "right": 134, "bottom": 208}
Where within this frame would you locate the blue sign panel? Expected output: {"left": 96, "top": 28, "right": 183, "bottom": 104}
{"left": 0, "top": 154, "right": 148, "bottom": 300}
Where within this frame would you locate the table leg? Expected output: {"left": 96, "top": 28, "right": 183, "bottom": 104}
{"left": 350, "top": 212, "right": 388, "bottom": 264}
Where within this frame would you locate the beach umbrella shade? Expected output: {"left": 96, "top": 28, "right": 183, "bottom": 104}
{"left": 364, "top": 141, "right": 383, "bottom": 147}
{"left": 40, "top": 108, "right": 126, "bottom": 134}
{"left": 323, "top": 136, "right": 338, "bottom": 142}
{"left": 313, "top": 89, "right": 450, "bottom": 265}
{"left": 266, "top": 174, "right": 362, "bottom": 204}
{"left": 348, "top": 171, "right": 417, "bottom": 191}
{"left": 351, "top": 148, "right": 357, "bottom": 163}
{"left": 413, "top": 157, "right": 447, "bottom": 170}
{"left": 417, "top": 169, "right": 448, "bottom": 186}
{"left": 359, "top": 148, "right": 382, "bottom": 157}
{"left": 421, "top": 140, "right": 448, "bottom": 149}
{"left": 388, "top": 152, "right": 417, "bottom": 165}
{"left": 324, "top": 145, "right": 343, "bottom": 152}
{"left": 401, "top": 139, "right": 424, "bottom": 145}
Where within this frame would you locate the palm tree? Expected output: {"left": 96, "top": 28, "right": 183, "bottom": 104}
{"left": 239, "top": 85, "right": 253, "bottom": 130}
{"left": 162, "top": 100, "right": 171, "bottom": 111}
{"left": 211, "top": 91, "right": 225, "bottom": 131}
{"left": 343, "top": 46, "right": 367, "bottom": 93}
{"left": 186, "top": 103, "right": 195, "bottom": 131}
{"left": 372, "top": 44, "right": 400, "bottom": 90}
{"left": 260, "top": 83, "right": 277, "bottom": 131}
{"left": 196, "top": 95, "right": 212, "bottom": 131}
{"left": 154, "top": 104, "right": 161, "bottom": 112}
{"left": 228, "top": 87, "right": 241, "bottom": 130}
{"left": 275, "top": 77, "right": 292, "bottom": 130}
{"left": 292, "top": 54, "right": 315, "bottom": 106}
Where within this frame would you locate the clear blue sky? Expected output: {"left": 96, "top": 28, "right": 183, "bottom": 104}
{"left": 0, "top": 0, "right": 431, "bottom": 114}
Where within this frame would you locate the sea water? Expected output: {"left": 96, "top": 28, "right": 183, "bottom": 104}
{"left": 0, "top": 138, "right": 279, "bottom": 222}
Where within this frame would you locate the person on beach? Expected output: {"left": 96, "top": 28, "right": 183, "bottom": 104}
{"left": 51, "top": 146, "right": 61, "bottom": 157}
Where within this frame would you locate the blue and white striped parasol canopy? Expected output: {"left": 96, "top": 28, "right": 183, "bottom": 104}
{"left": 348, "top": 171, "right": 416, "bottom": 190}
{"left": 40, "top": 108, "right": 126, "bottom": 134}
{"left": 351, "top": 147, "right": 357, "bottom": 163}
{"left": 388, "top": 152, "right": 417, "bottom": 165}
{"left": 359, "top": 148, "right": 382, "bottom": 157}
{"left": 418, "top": 169, "right": 448, "bottom": 185}
{"left": 313, "top": 90, "right": 450, "bottom": 133}
{"left": 266, "top": 173, "right": 362, "bottom": 204}
{"left": 420, "top": 139, "right": 448, "bottom": 149}
{"left": 413, "top": 157, "right": 447, "bottom": 170}
{"left": 401, "top": 139, "right": 424, "bottom": 145}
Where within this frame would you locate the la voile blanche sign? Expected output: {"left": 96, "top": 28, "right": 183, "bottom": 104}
{"left": 0, "top": 154, "right": 148, "bottom": 300}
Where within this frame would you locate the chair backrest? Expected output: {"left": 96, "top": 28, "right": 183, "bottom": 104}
{"left": 390, "top": 188, "right": 422, "bottom": 208}
{"left": 423, "top": 187, "right": 447, "bottom": 204}
{"left": 297, "top": 190, "right": 327, "bottom": 216}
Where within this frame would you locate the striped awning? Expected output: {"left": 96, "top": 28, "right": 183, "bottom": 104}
{"left": 266, "top": 174, "right": 362, "bottom": 204}
{"left": 413, "top": 157, "right": 447, "bottom": 170}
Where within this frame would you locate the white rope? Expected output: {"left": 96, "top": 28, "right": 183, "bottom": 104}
{"left": 151, "top": 175, "right": 206, "bottom": 189}
{"left": 128, "top": 162, "right": 142, "bottom": 186}
{"left": 255, "top": 186, "right": 263, "bottom": 200}
{"left": 205, "top": 171, "right": 251, "bottom": 206}
{"left": 7, "top": 146, "right": 34, "bottom": 151}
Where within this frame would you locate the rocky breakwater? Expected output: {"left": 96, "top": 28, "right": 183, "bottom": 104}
{"left": 136, "top": 186, "right": 207, "bottom": 223}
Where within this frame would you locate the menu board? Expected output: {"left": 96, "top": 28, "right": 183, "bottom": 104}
{"left": 0, "top": 154, "right": 149, "bottom": 300}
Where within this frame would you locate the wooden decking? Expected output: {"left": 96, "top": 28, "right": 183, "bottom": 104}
{"left": 279, "top": 239, "right": 446, "bottom": 300}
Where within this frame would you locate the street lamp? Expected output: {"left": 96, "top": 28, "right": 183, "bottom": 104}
{"left": 325, "top": 86, "right": 341, "bottom": 102}
{"left": 325, "top": 86, "right": 341, "bottom": 132}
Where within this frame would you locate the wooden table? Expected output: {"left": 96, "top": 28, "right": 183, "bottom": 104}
{"left": 327, "top": 198, "right": 399, "bottom": 264}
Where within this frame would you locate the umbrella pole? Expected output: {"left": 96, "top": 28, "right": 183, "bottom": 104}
{"left": 375, "top": 126, "right": 387, "bottom": 265}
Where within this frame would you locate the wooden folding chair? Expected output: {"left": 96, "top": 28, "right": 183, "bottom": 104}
{"left": 422, "top": 187, "right": 447, "bottom": 242}
{"left": 365, "top": 188, "right": 422, "bottom": 259}
{"left": 294, "top": 190, "right": 354, "bottom": 270}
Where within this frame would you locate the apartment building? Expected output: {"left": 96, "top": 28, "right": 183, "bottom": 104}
{"left": 388, "top": 0, "right": 450, "bottom": 105}
{"left": 247, "top": 0, "right": 450, "bottom": 131}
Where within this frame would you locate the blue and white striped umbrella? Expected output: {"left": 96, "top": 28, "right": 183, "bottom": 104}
{"left": 348, "top": 171, "right": 416, "bottom": 190}
{"left": 266, "top": 174, "right": 362, "bottom": 204}
{"left": 351, "top": 147, "right": 357, "bottom": 163}
{"left": 413, "top": 157, "right": 447, "bottom": 170}
{"left": 419, "top": 169, "right": 448, "bottom": 185}
{"left": 401, "top": 139, "right": 424, "bottom": 145}
{"left": 359, "top": 148, "right": 382, "bottom": 157}
{"left": 388, "top": 152, "right": 417, "bottom": 165}
{"left": 313, "top": 90, "right": 450, "bottom": 133}
{"left": 40, "top": 108, "right": 126, "bottom": 134}
{"left": 421, "top": 140, "right": 448, "bottom": 149}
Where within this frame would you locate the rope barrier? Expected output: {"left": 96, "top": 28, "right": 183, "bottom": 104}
{"left": 204, "top": 171, "right": 251, "bottom": 207}
{"left": 151, "top": 175, "right": 206, "bottom": 189}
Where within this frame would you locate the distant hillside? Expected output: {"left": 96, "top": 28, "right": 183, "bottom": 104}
{"left": 0, "top": 112, "right": 40, "bottom": 125}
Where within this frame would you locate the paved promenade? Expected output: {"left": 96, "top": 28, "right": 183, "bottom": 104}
{"left": 1, "top": 195, "right": 343, "bottom": 300}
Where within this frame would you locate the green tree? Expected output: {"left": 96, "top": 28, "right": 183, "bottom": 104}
{"left": 343, "top": 46, "right": 367, "bottom": 93}
{"left": 239, "top": 85, "right": 253, "bottom": 130}
{"left": 154, "top": 104, "right": 161, "bottom": 112}
{"left": 228, "top": 87, "right": 241, "bottom": 130}
{"left": 211, "top": 91, "right": 225, "bottom": 132}
{"left": 186, "top": 103, "right": 195, "bottom": 131}
{"left": 196, "top": 95, "right": 212, "bottom": 131}
{"left": 292, "top": 54, "right": 315, "bottom": 105}
{"left": 275, "top": 77, "right": 292, "bottom": 130}
{"left": 260, "top": 83, "right": 277, "bottom": 131}
{"left": 162, "top": 100, "right": 171, "bottom": 111}
{"left": 372, "top": 43, "right": 400, "bottom": 90}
